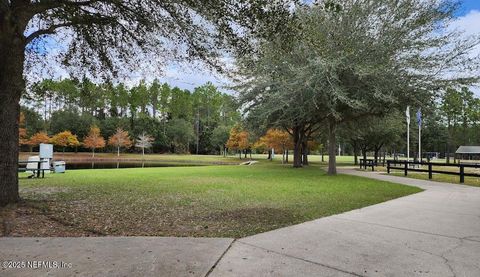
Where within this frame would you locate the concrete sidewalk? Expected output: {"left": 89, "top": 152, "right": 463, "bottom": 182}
{"left": 0, "top": 237, "right": 233, "bottom": 277}
{"left": 210, "top": 169, "right": 480, "bottom": 277}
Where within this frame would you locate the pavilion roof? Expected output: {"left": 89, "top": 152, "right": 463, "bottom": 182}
{"left": 456, "top": 146, "right": 480, "bottom": 154}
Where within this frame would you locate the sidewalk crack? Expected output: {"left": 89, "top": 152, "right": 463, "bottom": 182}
{"left": 204, "top": 239, "right": 236, "bottom": 277}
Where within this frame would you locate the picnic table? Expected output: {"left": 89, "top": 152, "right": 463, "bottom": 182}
{"left": 359, "top": 158, "right": 376, "bottom": 171}
{"left": 18, "top": 160, "right": 50, "bottom": 178}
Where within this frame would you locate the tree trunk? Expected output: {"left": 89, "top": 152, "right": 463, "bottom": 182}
{"left": 301, "top": 140, "right": 309, "bottom": 166}
{"left": 353, "top": 142, "right": 359, "bottom": 165}
{"left": 292, "top": 126, "right": 303, "bottom": 168}
{"left": 0, "top": 28, "right": 26, "bottom": 206}
{"left": 92, "top": 148, "right": 95, "bottom": 158}
{"left": 327, "top": 119, "right": 337, "bottom": 175}
{"left": 362, "top": 147, "right": 367, "bottom": 168}
{"left": 286, "top": 150, "right": 289, "bottom": 163}
{"left": 117, "top": 146, "right": 120, "bottom": 157}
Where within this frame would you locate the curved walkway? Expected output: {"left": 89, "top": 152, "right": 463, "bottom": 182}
{"left": 210, "top": 169, "right": 480, "bottom": 277}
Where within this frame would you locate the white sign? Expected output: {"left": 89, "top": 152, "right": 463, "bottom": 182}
{"left": 39, "top": 143, "right": 53, "bottom": 159}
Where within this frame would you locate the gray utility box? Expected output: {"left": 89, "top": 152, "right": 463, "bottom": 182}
{"left": 53, "top": 161, "right": 66, "bottom": 173}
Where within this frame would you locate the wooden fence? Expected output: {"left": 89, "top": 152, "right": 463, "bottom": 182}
{"left": 386, "top": 160, "right": 480, "bottom": 183}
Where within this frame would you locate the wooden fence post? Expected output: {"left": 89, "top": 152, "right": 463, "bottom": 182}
{"left": 404, "top": 161, "right": 408, "bottom": 176}
{"left": 428, "top": 163, "right": 432, "bottom": 179}
{"left": 460, "top": 165, "right": 465, "bottom": 183}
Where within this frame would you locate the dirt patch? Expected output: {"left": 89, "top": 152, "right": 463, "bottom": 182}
{"left": 0, "top": 202, "right": 99, "bottom": 237}
{"left": 1, "top": 204, "right": 300, "bottom": 238}
{"left": 20, "top": 187, "right": 70, "bottom": 195}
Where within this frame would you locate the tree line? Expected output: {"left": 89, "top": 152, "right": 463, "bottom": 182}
{"left": 20, "top": 79, "right": 240, "bottom": 155}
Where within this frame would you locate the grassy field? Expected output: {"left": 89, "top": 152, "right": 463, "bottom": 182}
{"left": 4, "top": 162, "right": 422, "bottom": 238}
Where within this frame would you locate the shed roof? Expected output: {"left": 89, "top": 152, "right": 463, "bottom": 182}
{"left": 456, "top": 146, "right": 480, "bottom": 154}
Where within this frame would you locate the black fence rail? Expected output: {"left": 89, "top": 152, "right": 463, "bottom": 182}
{"left": 386, "top": 160, "right": 480, "bottom": 183}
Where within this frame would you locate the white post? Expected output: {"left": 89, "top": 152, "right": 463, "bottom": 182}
{"left": 406, "top": 106, "right": 410, "bottom": 165}
{"left": 407, "top": 124, "right": 410, "bottom": 162}
{"left": 418, "top": 124, "right": 421, "bottom": 163}
{"left": 416, "top": 108, "right": 422, "bottom": 166}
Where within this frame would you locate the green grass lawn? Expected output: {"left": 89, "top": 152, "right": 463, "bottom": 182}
{"left": 19, "top": 152, "right": 357, "bottom": 166}
{"left": 11, "top": 162, "right": 422, "bottom": 238}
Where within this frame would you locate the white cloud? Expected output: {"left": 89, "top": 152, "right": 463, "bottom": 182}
{"left": 449, "top": 9, "right": 480, "bottom": 96}
{"left": 122, "top": 63, "right": 232, "bottom": 92}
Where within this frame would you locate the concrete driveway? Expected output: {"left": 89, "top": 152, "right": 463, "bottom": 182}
{"left": 210, "top": 169, "right": 480, "bottom": 277}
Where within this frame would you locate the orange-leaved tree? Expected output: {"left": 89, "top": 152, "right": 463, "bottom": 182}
{"left": 83, "top": 126, "right": 106, "bottom": 158}
{"left": 226, "top": 125, "right": 250, "bottom": 159}
{"left": 27, "top": 131, "right": 51, "bottom": 151}
{"left": 256, "top": 129, "right": 293, "bottom": 163}
{"left": 253, "top": 136, "right": 268, "bottom": 154}
{"left": 108, "top": 128, "right": 132, "bottom": 157}
{"left": 50, "top": 131, "right": 80, "bottom": 153}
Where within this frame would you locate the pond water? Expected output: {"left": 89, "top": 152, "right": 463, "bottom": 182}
{"left": 64, "top": 161, "right": 204, "bottom": 170}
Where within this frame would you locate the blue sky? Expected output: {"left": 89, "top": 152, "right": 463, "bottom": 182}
{"left": 30, "top": 1, "right": 480, "bottom": 94}
{"left": 168, "top": 0, "right": 480, "bottom": 92}
{"left": 458, "top": 0, "right": 480, "bottom": 15}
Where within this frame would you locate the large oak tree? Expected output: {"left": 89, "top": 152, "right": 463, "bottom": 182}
{"left": 235, "top": 0, "right": 480, "bottom": 175}
{"left": 0, "top": 0, "right": 291, "bottom": 206}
